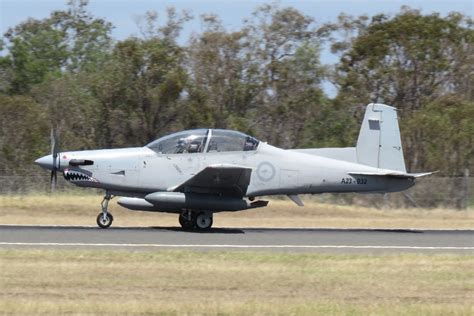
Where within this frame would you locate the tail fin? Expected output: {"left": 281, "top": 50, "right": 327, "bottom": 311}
{"left": 356, "top": 103, "right": 406, "bottom": 172}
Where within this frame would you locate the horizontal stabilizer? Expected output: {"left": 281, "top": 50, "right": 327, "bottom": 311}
{"left": 348, "top": 171, "right": 436, "bottom": 179}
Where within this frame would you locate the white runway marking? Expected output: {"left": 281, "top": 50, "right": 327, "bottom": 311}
{"left": 0, "top": 242, "right": 473, "bottom": 250}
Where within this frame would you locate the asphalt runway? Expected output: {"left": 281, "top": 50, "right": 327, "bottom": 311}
{"left": 0, "top": 225, "right": 472, "bottom": 253}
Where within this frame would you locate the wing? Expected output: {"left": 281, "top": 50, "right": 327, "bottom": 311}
{"left": 170, "top": 164, "right": 252, "bottom": 197}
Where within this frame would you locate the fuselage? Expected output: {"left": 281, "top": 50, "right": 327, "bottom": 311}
{"left": 45, "top": 142, "right": 414, "bottom": 198}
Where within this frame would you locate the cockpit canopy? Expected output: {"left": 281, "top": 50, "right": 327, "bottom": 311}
{"left": 146, "top": 129, "right": 260, "bottom": 154}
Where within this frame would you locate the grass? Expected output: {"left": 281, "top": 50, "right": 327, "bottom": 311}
{"left": 0, "top": 194, "right": 473, "bottom": 229}
{"left": 0, "top": 249, "right": 472, "bottom": 315}
{"left": 1, "top": 195, "right": 472, "bottom": 315}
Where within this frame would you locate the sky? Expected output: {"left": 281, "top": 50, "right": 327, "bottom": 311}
{"left": 0, "top": 0, "right": 472, "bottom": 95}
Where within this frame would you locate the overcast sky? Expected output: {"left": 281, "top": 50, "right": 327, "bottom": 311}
{"left": 1, "top": 0, "right": 472, "bottom": 95}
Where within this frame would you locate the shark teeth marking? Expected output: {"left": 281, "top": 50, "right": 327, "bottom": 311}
{"left": 63, "top": 169, "right": 98, "bottom": 183}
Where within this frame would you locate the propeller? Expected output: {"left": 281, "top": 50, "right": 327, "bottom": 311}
{"left": 50, "top": 128, "right": 60, "bottom": 192}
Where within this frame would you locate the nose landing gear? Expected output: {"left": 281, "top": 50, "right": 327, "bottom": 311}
{"left": 97, "top": 193, "right": 114, "bottom": 228}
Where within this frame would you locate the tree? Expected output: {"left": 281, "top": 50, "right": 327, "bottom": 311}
{"left": 0, "top": 0, "right": 112, "bottom": 94}
{"left": 186, "top": 4, "right": 331, "bottom": 148}
{"left": 90, "top": 9, "right": 191, "bottom": 147}
{"left": 185, "top": 14, "right": 259, "bottom": 131}
{"left": 406, "top": 96, "right": 474, "bottom": 175}
{"left": 49, "top": 0, "right": 113, "bottom": 72}
{"left": 31, "top": 73, "right": 103, "bottom": 151}
{"left": 0, "top": 95, "right": 49, "bottom": 173}
{"left": 243, "top": 4, "right": 328, "bottom": 147}
{"left": 329, "top": 8, "right": 474, "bottom": 174}
{"left": 1, "top": 18, "right": 68, "bottom": 94}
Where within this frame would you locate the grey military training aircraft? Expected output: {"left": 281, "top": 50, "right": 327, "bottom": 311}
{"left": 35, "top": 103, "right": 432, "bottom": 230}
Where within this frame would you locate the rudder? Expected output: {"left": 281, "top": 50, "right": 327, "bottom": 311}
{"left": 356, "top": 103, "right": 406, "bottom": 172}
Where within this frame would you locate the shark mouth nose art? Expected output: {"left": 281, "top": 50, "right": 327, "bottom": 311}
{"left": 63, "top": 169, "right": 98, "bottom": 183}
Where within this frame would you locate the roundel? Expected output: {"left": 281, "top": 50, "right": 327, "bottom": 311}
{"left": 256, "top": 162, "right": 276, "bottom": 182}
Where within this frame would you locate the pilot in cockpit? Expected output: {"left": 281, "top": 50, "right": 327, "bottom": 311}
{"left": 243, "top": 136, "right": 258, "bottom": 151}
{"left": 187, "top": 140, "right": 201, "bottom": 153}
{"left": 176, "top": 138, "right": 202, "bottom": 153}
{"left": 176, "top": 138, "right": 187, "bottom": 153}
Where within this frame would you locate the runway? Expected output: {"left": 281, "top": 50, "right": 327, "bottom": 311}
{"left": 0, "top": 225, "right": 472, "bottom": 253}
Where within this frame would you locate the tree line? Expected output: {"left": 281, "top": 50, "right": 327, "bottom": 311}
{"left": 0, "top": 0, "right": 472, "bottom": 180}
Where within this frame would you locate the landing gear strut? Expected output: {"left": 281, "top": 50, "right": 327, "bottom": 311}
{"left": 97, "top": 193, "right": 114, "bottom": 228}
{"left": 179, "top": 211, "right": 213, "bottom": 230}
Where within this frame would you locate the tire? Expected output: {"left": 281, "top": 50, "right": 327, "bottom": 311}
{"left": 179, "top": 213, "right": 195, "bottom": 229}
{"left": 97, "top": 212, "right": 113, "bottom": 228}
{"left": 195, "top": 212, "right": 213, "bottom": 230}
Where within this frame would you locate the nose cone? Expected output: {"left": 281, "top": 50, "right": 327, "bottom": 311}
{"left": 35, "top": 154, "right": 54, "bottom": 170}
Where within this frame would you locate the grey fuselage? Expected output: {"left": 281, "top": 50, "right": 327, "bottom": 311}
{"left": 56, "top": 142, "right": 414, "bottom": 198}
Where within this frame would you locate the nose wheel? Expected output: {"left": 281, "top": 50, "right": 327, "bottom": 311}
{"left": 97, "top": 212, "right": 114, "bottom": 228}
{"left": 97, "top": 193, "right": 114, "bottom": 228}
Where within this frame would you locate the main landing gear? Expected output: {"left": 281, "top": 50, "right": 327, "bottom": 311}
{"left": 97, "top": 193, "right": 114, "bottom": 228}
{"left": 179, "top": 210, "right": 213, "bottom": 230}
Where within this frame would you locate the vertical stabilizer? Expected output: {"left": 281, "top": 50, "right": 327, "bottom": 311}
{"left": 356, "top": 103, "right": 406, "bottom": 172}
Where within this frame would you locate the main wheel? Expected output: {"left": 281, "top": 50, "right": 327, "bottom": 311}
{"left": 97, "top": 212, "right": 114, "bottom": 228}
{"left": 195, "top": 212, "right": 213, "bottom": 230}
{"left": 179, "top": 213, "right": 195, "bottom": 229}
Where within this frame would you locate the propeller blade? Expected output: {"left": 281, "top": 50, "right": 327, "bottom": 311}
{"left": 50, "top": 169, "right": 57, "bottom": 192}
{"left": 50, "top": 127, "right": 59, "bottom": 192}
{"left": 51, "top": 128, "right": 59, "bottom": 158}
{"left": 51, "top": 128, "right": 56, "bottom": 156}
